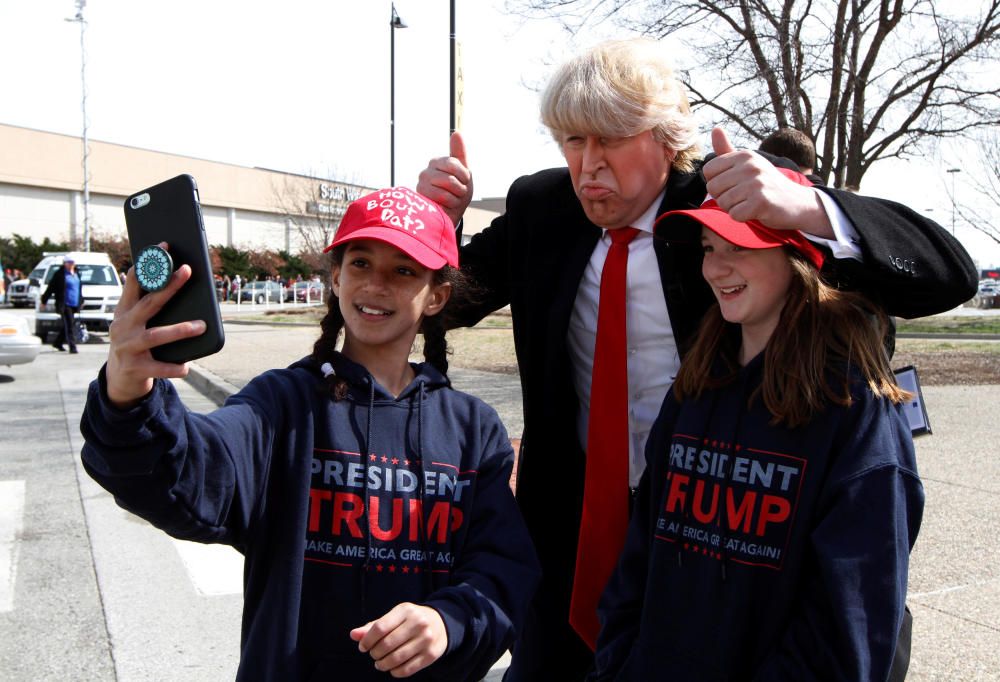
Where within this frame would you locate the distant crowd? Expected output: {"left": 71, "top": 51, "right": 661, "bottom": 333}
{"left": 212, "top": 272, "right": 326, "bottom": 303}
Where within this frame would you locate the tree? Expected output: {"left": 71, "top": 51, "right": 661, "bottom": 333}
{"left": 247, "top": 250, "right": 286, "bottom": 280}
{"left": 276, "top": 250, "right": 311, "bottom": 280}
{"left": 954, "top": 132, "right": 1000, "bottom": 247}
{"left": 511, "top": 0, "right": 1000, "bottom": 190}
{"left": 213, "top": 245, "right": 251, "bottom": 279}
{"left": 90, "top": 231, "right": 132, "bottom": 272}
{"left": 0, "top": 233, "right": 70, "bottom": 274}
{"left": 270, "top": 169, "right": 369, "bottom": 273}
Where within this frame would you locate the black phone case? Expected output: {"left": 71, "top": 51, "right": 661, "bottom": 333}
{"left": 123, "top": 174, "right": 225, "bottom": 363}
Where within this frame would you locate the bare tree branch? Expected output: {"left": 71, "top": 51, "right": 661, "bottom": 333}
{"left": 269, "top": 170, "right": 370, "bottom": 273}
{"left": 508, "top": 0, "right": 1000, "bottom": 190}
{"left": 953, "top": 131, "right": 1000, "bottom": 247}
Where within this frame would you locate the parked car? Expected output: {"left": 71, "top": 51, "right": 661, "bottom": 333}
{"left": 0, "top": 313, "right": 42, "bottom": 365}
{"left": 34, "top": 251, "right": 123, "bottom": 340}
{"left": 287, "top": 280, "right": 325, "bottom": 303}
{"left": 7, "top": 276, "right": 38, "bottom": 308}
{"left": 8, "top": 261, "right": 53, "bottom": 308}
{"left": 975, "top": 279, "right": 999, "bottom": 309}
{"left": 239, "top": 280, "right": 283, "bottom": 304}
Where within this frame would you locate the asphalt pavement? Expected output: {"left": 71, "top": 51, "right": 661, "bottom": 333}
{"left": 1, "top": 306, "right": 998, "bottom": 680}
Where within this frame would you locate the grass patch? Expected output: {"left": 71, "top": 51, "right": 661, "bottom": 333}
{"left": 228, "top": 307, "right": 513, "bottom": 328}
{"left": 896, "top": 315, "right": 1000, "bottom": 334}
{"left": 895, "top": 338, "right": 1000, "bottom": 354}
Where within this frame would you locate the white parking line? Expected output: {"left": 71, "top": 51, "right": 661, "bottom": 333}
{"left": 172, "top": 538, "right": 244, "bottom": 596}
{"left": 0, "top": 480, "right": 26, "bottom": 612}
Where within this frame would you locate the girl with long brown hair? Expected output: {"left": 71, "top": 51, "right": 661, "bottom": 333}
{"left": 591, "top": 188, "right": 922, "bottom": 681}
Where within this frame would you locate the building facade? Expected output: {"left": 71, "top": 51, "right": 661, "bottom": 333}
{"left": 0, "top": 123, "right": 499, "bottom": 257}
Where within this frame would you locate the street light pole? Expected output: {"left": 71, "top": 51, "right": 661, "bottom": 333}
{"left": 66, "top": 0, "right": 90, "bottom": 251}
{"left": 947, "top": 168, "right": 961, "bottom": 236}
{"left": 390, "top": 4, "right": 407, "bottom": 186}
{"left": 449, "top": 0, "right": 456, "bottom": 134}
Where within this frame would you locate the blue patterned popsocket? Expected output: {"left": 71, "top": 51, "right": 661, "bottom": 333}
{"left": 135, "top": 245, "right": 174, "bottom": 292}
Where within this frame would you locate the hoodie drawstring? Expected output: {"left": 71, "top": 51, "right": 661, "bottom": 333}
{"left": 361, "top": 376, "right": 375, "bottom": 618}
{"left": 416, "top": 381, "right": 434, "bottom": 593}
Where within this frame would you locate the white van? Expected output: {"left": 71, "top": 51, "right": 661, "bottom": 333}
{"left": 34, "top": 251, "right": 122, "bottom": 340}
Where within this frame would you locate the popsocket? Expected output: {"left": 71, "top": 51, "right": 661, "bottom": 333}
{"left": 135, "top": 245, "right": 174, "bottom": 292}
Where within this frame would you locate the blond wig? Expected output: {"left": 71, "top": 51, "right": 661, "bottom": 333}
{"left": 540, "top": 39, "right": 700, "bottom": 173}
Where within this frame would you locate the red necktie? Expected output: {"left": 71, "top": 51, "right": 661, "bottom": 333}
{"left": 570, "top": 226, "right": 639, "bottom": 650}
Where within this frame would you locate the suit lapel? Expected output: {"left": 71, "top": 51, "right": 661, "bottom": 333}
{"left": 547, "top": 223, "right": 601, "bottom": 356}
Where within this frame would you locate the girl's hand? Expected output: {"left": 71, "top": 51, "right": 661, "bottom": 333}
{"left": 349, "top": 602, "right": 448, "bottom": 678}
{"left": 106, "top": 245, "right": 206, "bottom": 409}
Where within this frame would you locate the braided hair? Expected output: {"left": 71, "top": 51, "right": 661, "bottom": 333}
{"left": 312, "top": 245, "right": 469, "bottom": 400}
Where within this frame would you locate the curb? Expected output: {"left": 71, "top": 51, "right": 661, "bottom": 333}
{"left": 185, "top": 362, "right": 239, "bottom": 407}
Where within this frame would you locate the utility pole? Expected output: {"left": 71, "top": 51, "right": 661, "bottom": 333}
{"left": 389, "top": 4, "right": 407, "bottom": 186}
{"left": 450, "top": 0, "right": 456, "bottom": 134}
{"left": 66, "top": 0, "right": 91, "bottom": 251}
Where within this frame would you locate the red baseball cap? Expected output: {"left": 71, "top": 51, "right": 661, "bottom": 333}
{"left": 325, "top": 187, "right": 459, "bottom": 269}
{"left": 655, "top": 168, "right": 825, "bottom": 270}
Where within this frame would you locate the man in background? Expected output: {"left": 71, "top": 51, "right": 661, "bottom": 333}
{"left": 759, "top": 127, "right": 822, "bottom": 183}
{"left": 41, "top": 258, "right": 81, "bottom": 353}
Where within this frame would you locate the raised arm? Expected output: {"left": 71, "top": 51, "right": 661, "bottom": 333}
{"left": 702, "top": 128, "right": 976, "bottom": 318}
{"left": 418, "top": 133, "right": 518, "bottom": 328}
{"left": 814, "top": 187, "right": 977, "bottom": 318}
{"left": 80, "top": 253, "right": 273, "bottom": 545}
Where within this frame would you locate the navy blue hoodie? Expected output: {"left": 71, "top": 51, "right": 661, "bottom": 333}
{"left": 591, "top": 352, "right": 923, "bottom": 681}
{"left": 81, "top": 352, "right": 540, "bottom": 681}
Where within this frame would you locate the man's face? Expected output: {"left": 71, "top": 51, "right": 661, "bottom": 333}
{"left": 560, "top": 129, "right": 673, "bottom": 230}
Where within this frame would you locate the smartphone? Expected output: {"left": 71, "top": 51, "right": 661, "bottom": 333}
{"left": 124, "top": 174, "right": 225, "bottom": 363}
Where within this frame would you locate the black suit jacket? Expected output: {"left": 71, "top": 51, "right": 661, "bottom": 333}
{"left": 455, "top": 165, "right": 976, "bottom": 680}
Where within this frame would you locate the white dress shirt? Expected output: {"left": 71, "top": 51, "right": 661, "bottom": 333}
{"left": 567, "top": 188, "right": 861, "bottom": 488}
{"left": 568, "top": 192, "right": 676, "bottom": 489}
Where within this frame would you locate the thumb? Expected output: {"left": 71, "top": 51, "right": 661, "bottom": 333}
{"left": 711, "top": 127, "right": 736, "bottom": 156}
{"left": 349, "top": 622, "right": 372, "bottom": 644}
{"left": 449, "top": 131, "right": 468, "bottom": 168}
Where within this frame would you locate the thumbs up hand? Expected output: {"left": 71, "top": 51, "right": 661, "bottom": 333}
{"left": 710, "top": 127, "right": 737, "bottom": 156}
{"left": 702, "top": 127, "right": 830, "bottom": 236}
{"left": 417, "top": 131, "right": 474, "bottom": 228}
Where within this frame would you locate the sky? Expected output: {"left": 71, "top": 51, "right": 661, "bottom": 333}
{"left": 1, "top": 0, "right": 997, "bottom": 268}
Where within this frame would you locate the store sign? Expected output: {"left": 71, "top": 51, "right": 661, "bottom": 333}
{"left": 307, "top": 183, "right": 364, "bottom": 217}
{"left": 306, "top": 201, "right": 346, "bottom": 217}
{"left": 320, "top": 183, "right": 363, "bottom": 202}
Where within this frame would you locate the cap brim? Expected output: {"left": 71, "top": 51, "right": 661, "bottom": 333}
{"left": 325, "top": 226, "right": 449, "bottom": 270}
{"left": 659, "top": 208, "right": 786, "bottom": 250}
{"left": 655, "top": 206, "right": 825, "bottom": 270}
